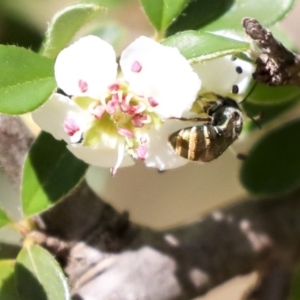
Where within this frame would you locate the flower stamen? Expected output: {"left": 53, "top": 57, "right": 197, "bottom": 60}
{"left": 64, "top": 118, "right": 80, "bottom": 136}
{"left": 118, "top": 128, "right": 134, "bottom": 138}
{"left": 110, "top": 142, "right": 125, "bottom": 176}
{"left": 148, "top": 97, "right": 159, "bottom": 107}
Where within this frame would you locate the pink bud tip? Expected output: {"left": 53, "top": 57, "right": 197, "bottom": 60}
{"left": 131, "top": 61, "right": 142, "bottom": 73}
{"left": 78, "top": 79, "right": 88, "bottom": 93}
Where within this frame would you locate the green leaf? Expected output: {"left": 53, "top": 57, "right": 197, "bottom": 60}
{"left": 162, "top": 31, "right": 249, "bottom": 61}
{"left": 167, "top": 0, "right": 295, "bottom": 35}
{"left": 248, "top": 84, "right": 300, "bottom": 105}
{"left": 200, "top": 0, "right": 296, "bottom": 33}
{"left": 140, "top": 0, "right": 188, "bottom": 32}
{"left": 22, "top": 131, "right": 88, "bottom": 216}
{"left": 242, "top": 100, "right": 297, "bottom": 133}
{"left": 167, "top": 0, "right": 233, "bottom": 36}
{"left": 40, "top": 4, "right": 106, "bottom": 59}
{"left": 0, "top": 206, "right": 12, "bottom": 229}
{"left": 0, "top": 243, "right": 21, "bottom": 260}
{"left": 0, "top": 260, "right": 19, "bottom": 300}
{"left": 15, "top": 244, "right": 70, "bottom": 300}
{"left": 0, "top": 46, "right": 56, "bottom": 115}
{"left": 240, "top": 119, "right": 300, "bottom": 196}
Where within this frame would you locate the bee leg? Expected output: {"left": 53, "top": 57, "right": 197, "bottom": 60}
{"left": 237, "top": 153, "right": 248, "bottom": 160}
{"left": 169, "top": 117, "right": 212, "bottom": 122}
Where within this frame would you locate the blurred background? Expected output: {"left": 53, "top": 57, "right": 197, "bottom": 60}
{"left": 0, "top": 0, "right": 300, "bottom": 299}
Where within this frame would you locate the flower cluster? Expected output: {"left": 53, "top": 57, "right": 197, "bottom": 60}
{"left": 33, "top": 35, "right": 254, "bottom": 174}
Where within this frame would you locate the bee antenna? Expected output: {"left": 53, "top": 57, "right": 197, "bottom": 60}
{"left": 248, "top": 115, "right": 261, "bottom": 130}
{"left": 239, "top": 81, "right": 257, "bottom": 104}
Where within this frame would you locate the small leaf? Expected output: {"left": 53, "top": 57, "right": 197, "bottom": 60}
{"left": 240, "top": 119, "right": 300, "bottom": 196}
{"left": 140, "top": 0, "right": 188, "bottom": 32}
{"left": 162, "top": 31, "right": 249, "bottom": 61}
{"left": 0, "top": 260, "right": 19, "bottom": 300}
{"left": 0, "top": 206, "right": 12, "bottom": 229}
{"left": 41, "top": 4, "right": 106, "bottom": 59}
{"left": 22, "top": 131, "right": 88, "bottom": 216}
{"left": 0, "top": 46, "right": 56, "bottom": 114}
{"left": 167, "top": 0, "right": 296, "bottom": 35}
{"left": 15, "top": 244, "right": 70, "bottom": 300}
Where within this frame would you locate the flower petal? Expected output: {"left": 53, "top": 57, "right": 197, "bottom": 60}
{"left": 193, "top": 55, "right": 255, "bottom": 96}
{"left": 120, "top": 36, "right": 201, "bottom": 119}
{"left": 67, "top": 144, "right": 135, "bottom": 168}
{"left": 32, "top": 93, "right": 91, "bottom": 143}
{"left": 144, "top": 120, "right": 194, "bottom": 170}
{"left": 55, "top": 35, "right": 118, "bottom": 99}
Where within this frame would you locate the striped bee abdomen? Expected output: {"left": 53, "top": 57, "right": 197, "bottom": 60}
{"left": 168, "top": 125, "right": 217, "bottom": 162}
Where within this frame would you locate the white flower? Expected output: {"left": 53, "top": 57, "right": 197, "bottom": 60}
{"left": 32, "top": 35, "right": 201, "bottom": 174}
{"left": 193, "top": 55, "right": 255, "bottom": 96}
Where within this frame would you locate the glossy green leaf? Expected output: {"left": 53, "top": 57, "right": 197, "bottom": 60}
{"left": 248, "top": 84, "right": 300, "bottom": 105}
{"left": 0, "top": 46, "right": 55, "bottom": 114}
{"left": 15, "top": 244, "right": 70, "bottom": 300}
{"left": 290, "top": 263, "right": 300, "bottom": 300}
{"left": 0, "top": 260, "right": 19, "bottom": 300}
{"left": 167, "top": 0, "right": 295, "bottom": 35}
{"left": 0, "top": 206, "right": 12, "bottom": 229}
{"left": 22, "top": 131, "right": 88, "bottom": 216}
{"left": 140, "top": 0, "right": 188, "bottom": 32}
{"left": 167, "top": 0, "right": 233, "bottom": 36}
{"left": 200, "top": 0, "right": 296, "bottom": 32}
{"left": 242, "top": 100, "right": 297, "bottom": 133}
{"left": 162, "top": 31, "right": 249, "bottom": 61}
{"left": 41, "top": 4, "right": 106, "bottom": 59}
{"left": 241, "top": 119, "right": 300, "bottom": 196}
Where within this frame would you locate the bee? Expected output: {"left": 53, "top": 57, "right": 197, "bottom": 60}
{"left": 168, "top": 95, "right": 243, "bottom": 162}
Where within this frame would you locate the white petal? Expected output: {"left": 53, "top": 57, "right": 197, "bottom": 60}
{"left": 32, "top": 93, "right": 91, "bottom": 143}
{"left": 120, "top": 36, "right": 201, "bottom": 118}
{"left": 144, "top": 120, "right": 193, "bottom": 170}
{"left": 55, "top": 35, "right": 117, "bottom": 99}
{"left": 67, "top": 144, "right": 135, "bottom": 168}
{"left": 193, "top": 55, "right": 255, "bottom": 96}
